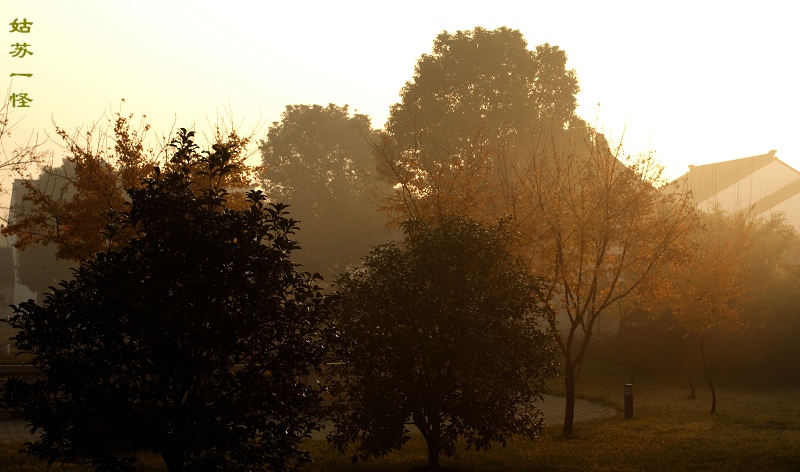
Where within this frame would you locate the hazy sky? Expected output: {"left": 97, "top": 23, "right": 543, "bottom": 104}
{"left": 2, "top": 1, "right": 798, "bottom": 213}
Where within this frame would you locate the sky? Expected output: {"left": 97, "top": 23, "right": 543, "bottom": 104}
{"left": 1, "top": 0, "right": 798, "bottom": 215}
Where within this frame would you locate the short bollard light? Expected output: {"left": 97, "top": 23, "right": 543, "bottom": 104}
{"left": 624, "top": 383, "right": 635, "bottom": 419}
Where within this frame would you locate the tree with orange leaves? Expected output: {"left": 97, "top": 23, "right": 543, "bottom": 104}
{"left": 647, "top": 208, "right": 752, "bottom": 413}
{"left": 3, "top": 109, "right": 260, "bottom": 263}
{"left": 517, "top": 129, "right": 696, "bottom": 435}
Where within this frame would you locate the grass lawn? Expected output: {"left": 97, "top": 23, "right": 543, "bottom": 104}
{"left": 300, "top": 360, "right": 800, "bottom": 471}
{"left": 1, "top": 360, "right": 799, "bottom": 471}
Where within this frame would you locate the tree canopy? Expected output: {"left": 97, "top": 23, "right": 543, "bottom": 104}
{"left": 2, "top": 129, "right": 333, "bottom": 471}
{"left": 260, "top": 104, "right": 392, "bottom": 280}
{"left": 380, "top": 27, "right": 580, "bottom": 221}
{"left": 327, "top": 217, "right": 557, "bottom": 468}
{"left": 386, "top": 26, "right": 578, "bottom": 159}
{"left": 734, "top": 213, "right": 800, "bottom": 376}
{"left": 262, "top": 104, "right": 377, "bottom": 201}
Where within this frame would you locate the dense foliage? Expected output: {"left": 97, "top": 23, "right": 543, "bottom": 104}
{"left": 2, "top": 129, "right": 333, "bottom": 471}
{"left": 379, "top": 26, "right": 581, "bottom": 222}
{"left": 260, "top": 104, "right": 392, "bottom": 281}
{"left": 327, "top": 218, "right": 557, "bottom": 468}
{"left": 385, "top": 26, "right": 579, "bottom": 164}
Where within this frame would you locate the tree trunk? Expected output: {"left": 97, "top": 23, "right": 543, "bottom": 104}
{"left": 700, "top": 335, "right": 716, "bottom": 414}
{"left": 427, "top": 415, "right": 441, "bottom": 468}
{"left": 161, "top": 450, "right": 185, "bottom": 472}
{"left": 684, "top": 360, "right": 696, "bottom": 399}
{"left": 562, "top": 358, "right": 576, "bottom": 438}
{"left": 414, "top": 412, "right": 441, "bottom": 469}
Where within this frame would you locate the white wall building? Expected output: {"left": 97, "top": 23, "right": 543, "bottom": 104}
{"left": 674, "top": 150, "right": 800, "bottom": 230}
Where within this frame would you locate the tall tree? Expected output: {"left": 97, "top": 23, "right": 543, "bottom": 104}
{"left": 328, "top": 218, "right": 557, "bottom": 468}
{"left": 517, "top": 130, "right": 696, "bottom": 434}
{"left": 261, "top": 104, "right": 392, "bottom": 281}
{"left": 378, "top": 26, "right": 697, "bottom": 437}
{"left": 2, "top": 129, "right": 333, "bottom": 471}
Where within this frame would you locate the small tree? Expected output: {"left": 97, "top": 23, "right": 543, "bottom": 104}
{"left": 328, "top": 218, "right": 557, "bottom": 469}
{"left": 650, "top": 208, "right": 752, "bottom": 413}
{"left": 2, "top": 129, "right": 333, "bottom": 471}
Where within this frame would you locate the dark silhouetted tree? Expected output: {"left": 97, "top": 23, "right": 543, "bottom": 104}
{"left": 2, "top": 128, "right": 333, "bottom": 471}
{"left": 261, "top": 104, "right": 392, "bottom": 281}
{"left": 328, "top": 218, "right": 557, "bottom": 468}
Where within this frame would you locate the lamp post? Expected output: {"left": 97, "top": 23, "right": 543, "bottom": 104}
{"left": 624, "top": 383, "right": 635, "bottom": 420}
